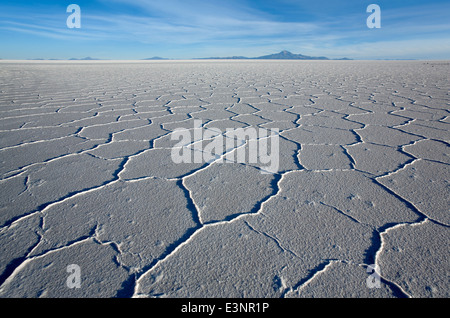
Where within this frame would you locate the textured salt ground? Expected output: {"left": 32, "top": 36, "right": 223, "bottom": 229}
{"left": 0, "top": 60, "right": 448, "bottom": 298}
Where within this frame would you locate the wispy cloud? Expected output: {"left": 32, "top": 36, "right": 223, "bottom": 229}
{"left": 91, "top": 0, "right": 322, "bottom": 45}
{"left": 0, "top": 0, "right": 449, "bottom": 59}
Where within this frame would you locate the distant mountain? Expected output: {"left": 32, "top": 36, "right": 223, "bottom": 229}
{"left": 143, "top": 56, "right": 169, "bottom": 60}
{"left": 195, "top": 56, "right": 250, "bottom": 60}
{"left": 197, "top": 51, "right": 351, "bottom": 60}
{"left": 23, "top": 51, "right": 352, "bottom": 61}
{"left": 255, "top": 50, "right": 329, "bottom": 60}
{"left": 27, "top": 57, "right": 103, "bottom": 61}
{"left": 69, "top": 57, "right": 101, "bottom": 60}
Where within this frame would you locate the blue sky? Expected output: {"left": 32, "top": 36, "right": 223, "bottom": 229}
{"left": 1, "top": 0, "right": 449, "bottom": 60}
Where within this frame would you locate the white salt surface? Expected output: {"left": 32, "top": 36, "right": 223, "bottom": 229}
{"left": 0, "top": 60, "right": 448, "bottom": 298}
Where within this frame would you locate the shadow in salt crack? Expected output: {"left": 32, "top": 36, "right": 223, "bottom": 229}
{"left": 0, "top": 256, "right": 27, "bottom": 287}
{"left": 115, "top": 273, "right": 137, "bottom": 298}
{"left": 114, "top": 179, "right": 202, "bottom": 298}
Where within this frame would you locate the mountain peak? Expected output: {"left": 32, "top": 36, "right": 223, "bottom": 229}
{"left": 255, "top": 51, "right": 328, "bottom": 60}
{"left": 143, "top": 56, "right": 168, "bottom": 60}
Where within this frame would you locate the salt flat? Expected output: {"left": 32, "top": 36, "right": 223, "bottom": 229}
{"left": 0, "top": 60, "right": 448, "bottom": 298}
